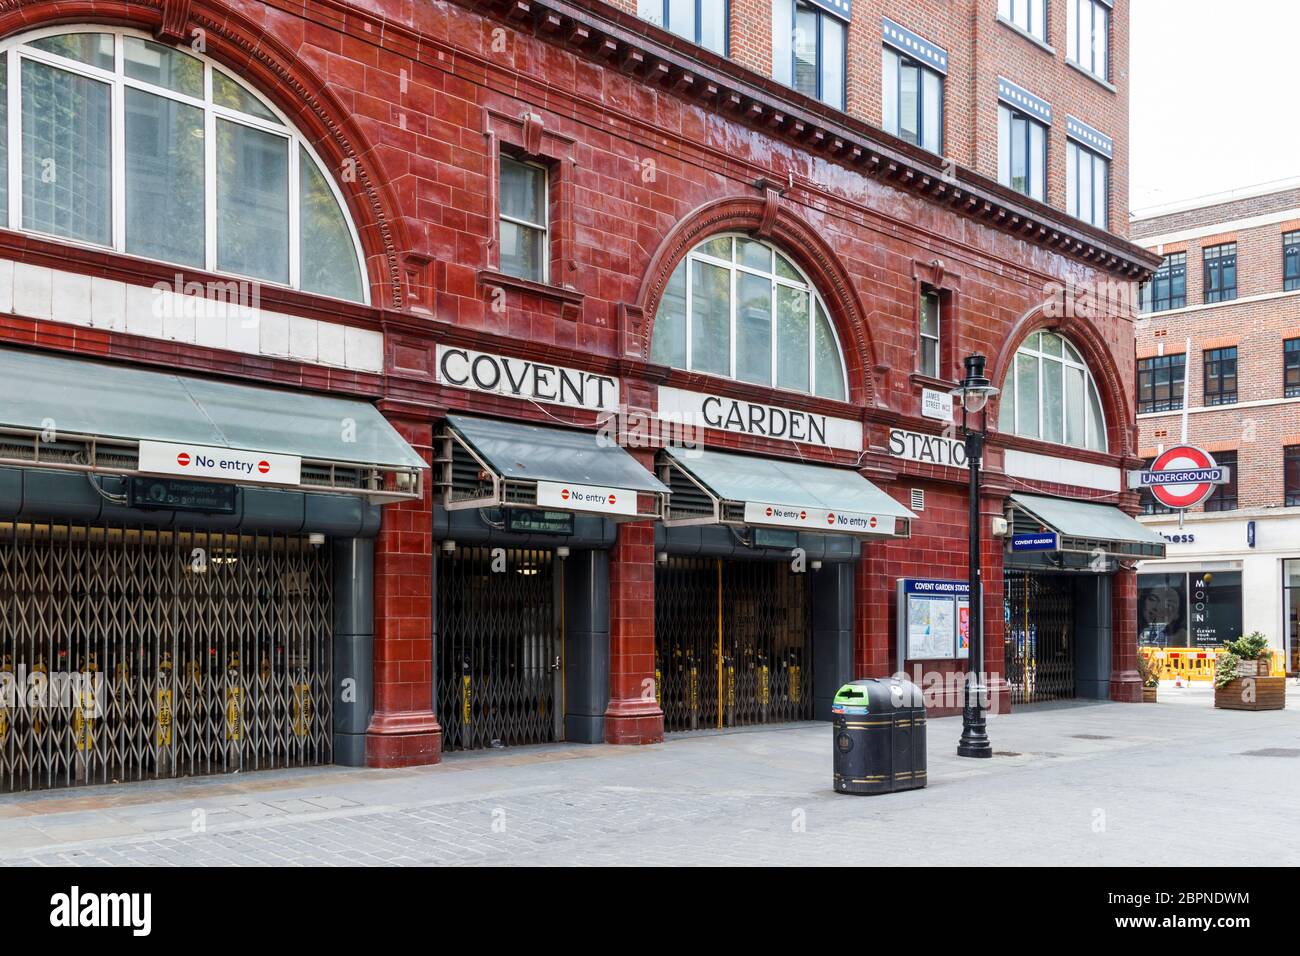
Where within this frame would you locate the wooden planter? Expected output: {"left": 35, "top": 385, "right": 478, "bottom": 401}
{"left": 1142, "top": 685, "right": 1157, "bottom": 703}
{"left": 1236, "top": 659, "right": 1264, "bottom": 678}
{"left": 1214, "top": 675, "right": 1285, "bottom": 711}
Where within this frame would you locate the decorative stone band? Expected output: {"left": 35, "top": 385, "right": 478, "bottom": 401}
{"left": 997, "top": 77, "right": 1053, "bottom": 126}
{"left": 1066, "top": 115, "right": 1114, "bottom": 160}
{"left": 882, "top": 16, "right": 948, "bottom": 75}
{"left": 0, "top": 259, "right": 383, "bottom": 373}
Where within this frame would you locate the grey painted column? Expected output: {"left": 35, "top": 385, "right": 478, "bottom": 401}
{"left": 812, "top": 563, "right": 855, "bottom": 721}
{"left": 332, "top": 538, "right": 374, "bottom": 766}
{"left": 564, "top": 549, "right": 610, "bottom": 743}
{"left": 1074, "top": 574, "right": 1113, "bottom": 700}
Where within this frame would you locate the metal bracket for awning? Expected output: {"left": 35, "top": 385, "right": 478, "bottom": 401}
{"left": 1007, "top": 498, "right": 1165, "bottom": 560}
{"left": 657, "top": 453, "right": 911, "bottom": 539}
{"left": 435, "top": 424, "right": 664, "bottom": 521}
{"left": 0, "top": 426, "right": 423, "bottom": 503}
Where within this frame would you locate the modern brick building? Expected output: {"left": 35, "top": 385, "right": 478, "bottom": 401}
{"left": 0, "top": 0, "right": 1159, "bottom": 793}
{"left": 1132, "top": 181, "right": 1300, "bottom": 673}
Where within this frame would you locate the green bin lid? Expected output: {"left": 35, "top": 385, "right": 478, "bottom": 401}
{"left": 833, "top": 682, "right": 872, "bottom": 706}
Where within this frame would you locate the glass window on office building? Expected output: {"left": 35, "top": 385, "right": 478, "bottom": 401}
{"left": 1286, "top": 445, "right": 1300, "bottom": 507}
{"left": 1137, "top": 353, "right": 1185, "bottom": 414}
{"left": 1203, "top": 346, "right": 1238, "bottom": 406}
{"left": 1285, "top": 338, "right": 1300, "bottom": 398}
{"left": 1203, "top": 242, "right": 1237, "bottom": 303}
{"left": 1067, "top": 0, "right": 1109, "bottom": 81}
{"left": 1140, "top": 253, "right": 1187, "bottom": 312}
{"left": 1203, "top": 450, "right": 1237, "bottom": 512}
{"left": 998, "top": 105, "right": 1047, "bottom": 202}
{"left": 1285, "top": 231, "right": 1300, "bottom": 292}
{"left": 882, "top": 46, "right": 943, "bottom": 154}
{"left": 998, "top": 0, "right": 1047, "bottom": 43}
{"left": 637, "top": 0, "right": 728, "bottom": 55}
{"left": 1067, "top": 140, "right": 1108, "bottom": 229}
{"left": 772, "top": 0, "right": 846, "bottom": 111}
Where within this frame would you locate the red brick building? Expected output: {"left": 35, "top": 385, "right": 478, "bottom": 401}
{"left": 1131, "top": 182, "right": 1300, "bottom": 673}
{"left": 0, "top": 0, "right": 1160, "bottom": 792}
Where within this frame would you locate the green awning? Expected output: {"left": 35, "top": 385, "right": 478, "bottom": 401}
{"left": 1009, "top": 493, "right": 1167, "bottom": 558}
{"left": 661, "top": 446, "right": 914, "bottom": 538}
{"left": 441, "top": 415, "right": 667, "bottom": 519}
{"left": 0, "top": 347, "right": 425, "bottom": 498}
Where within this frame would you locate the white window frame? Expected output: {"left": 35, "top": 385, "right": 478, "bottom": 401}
{"left": 1067, "top": 0, "right": 1110, "bottom": 81}
{"left": 1001, "top": 333, "right": 1109, "bottom": 452}
{"left": 670, "top": 232, "right": 849, "bottom": 400}
{"left": 0, "top": 25, "right": 368, "bottom": 303}
{"left": 998, "top": 0, "right": 1047, "bottom": 43}
{"left": 497, "top": 154, "right": 550, "bottom": 284}
{"left": 1067, "top": 139, "right": 1109, "bottom": 229}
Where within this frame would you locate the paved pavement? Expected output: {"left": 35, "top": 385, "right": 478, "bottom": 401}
{"left": 1, "top": 682, "right": 1298, "bottom": 866}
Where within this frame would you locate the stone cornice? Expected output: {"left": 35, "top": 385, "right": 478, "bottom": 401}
{"left": 457, "top": 0, "right": 1163, "bottom": 279}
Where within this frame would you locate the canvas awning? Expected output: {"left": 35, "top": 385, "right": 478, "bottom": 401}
{"left": 659, "top": 446, "right": 914, "bottom": 538}
{"left": 0, "top": 347, "right": 425, "bottom": 500}
{"left": 437, "top": 415, "right": 667, "bottom": 520}
{"left": 1008, "top": 493, "right": 1167, "bottom": 559}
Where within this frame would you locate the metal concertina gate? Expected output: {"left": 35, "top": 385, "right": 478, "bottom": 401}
{"left": 1003, "top": 570, "right": 1075, "bottom": 705}
{"left": 655, "top": 557, "right": 812, "bottom": 732}
{"left": 0, "top": 522, "right": 333, "bottom": 793}
{"left": 437, "top": 546, "right": 563, "bottom": 751}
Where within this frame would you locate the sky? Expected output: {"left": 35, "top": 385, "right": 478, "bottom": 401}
{"left": 1128, "top": 0, "right": 1300, "bottom": 215}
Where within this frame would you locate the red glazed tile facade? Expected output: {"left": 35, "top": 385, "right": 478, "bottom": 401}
{"left": 0, "top": 0, "right": 1159, "bottom": 764}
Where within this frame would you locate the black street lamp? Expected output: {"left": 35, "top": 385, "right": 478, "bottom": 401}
{"left": 950, "top": 354, "right": 998, "bottom": 759}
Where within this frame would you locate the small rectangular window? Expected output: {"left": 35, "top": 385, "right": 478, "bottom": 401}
{"left": 638, "top": 0, "right": 727, "bottom": 55}
{"left": 1067, "top": 0, "right": 1110, "bottom": 81}
{"left": 1067, "top": 140, "right": 1108, "bottom": 229}
{"left": 919, "top": 290, "right": 941, "bottom": 378}
{"left": 1203, "top": 450, "right": 1238, "bottom": 512}
{"left": 1203, "top": 243, "right": 1237, "bottom": 303}
{"left": 773, "top": 0, "right": 845, "bottom": 110}
{"left": 1284, "top": 338, "right": 1300, "bottom": 399}
{"left": 998, "top": 105, "right": 1046, "bottom": 202}
{"left": 498, "top": 155, "right": 548, "bottom": 283}
{"left": 998, "top": 0, "right": 1047, "bottom": 43}
{"left": 1140, "top": 253, "right": 1187, "bottom": 313}
{"left": 1203, "top": 346, "right": 1238, "bottom": 406}
{"left": 1287, "top": 446, "right": 1300, "bottom": 507}
{"left": 882, "top": 47, "right": 944, "bottom": 154}
{"left": 1284, "top": 231, "right": 1300, "bottom": 292}
{"left": 1137, "top": 353, "right": 1185, "bottom": 414}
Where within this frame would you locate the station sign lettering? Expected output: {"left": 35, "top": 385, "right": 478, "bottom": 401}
{"left": 887, "top": 428, "right": 967, "bottom": 469}
{"left": 657, "top": 386, "right": 862, "bottom": 451}
{"left": 436, "top": 345, "right": 620, "bottom": 413}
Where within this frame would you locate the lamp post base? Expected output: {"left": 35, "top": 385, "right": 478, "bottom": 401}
{"left": 957, "top": 700, "right": 992, "bottom": 758}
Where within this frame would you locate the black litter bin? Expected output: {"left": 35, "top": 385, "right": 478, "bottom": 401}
{"left": 831, "top": 678, "right": 927, "bottom": 795}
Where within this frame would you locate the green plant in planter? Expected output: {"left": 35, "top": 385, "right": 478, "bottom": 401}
{"left": 1215, "top": 652, "right": 1239, "bottom": 689}
{"left": 1224, "top": 632, "right": 1270, "bottom": 662}
{"left": 1136, "top": 652, "right": 1160, "bottom": 688}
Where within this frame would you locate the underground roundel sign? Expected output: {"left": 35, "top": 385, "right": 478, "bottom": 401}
{"left": 1138, "top": 445, "right": 1226, "bottom": 510}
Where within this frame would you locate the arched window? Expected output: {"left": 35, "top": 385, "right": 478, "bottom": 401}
{"left": 0, "top": 27, "right": 367, "bottom": 302}
{"left": 650, "top": 234, "right": 848, "bottom": 401}
{"left": 998, "top": 331, "right": 1107, "bottom": 451}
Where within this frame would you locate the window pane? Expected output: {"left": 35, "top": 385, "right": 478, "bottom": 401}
{"left": 124, "top": 37, "right": 203, "bottom": 98}
{"left": 775, "top": 251, "right": 800, "bottom": 282}
{"left": 690, "top": 258, "right": 731, "bottom": 376}
{"left": 1078, "top": 150, "right": 1093, "bottom": 224}
{"left": 772, "top": 0, "right": 793, "bottom": 85}
{"left": 125, "top": 87, "right": 204, "bottom": 267}
{"left": 814, "top": 301, "right": 845, "bottom": 400}
{"left": 882, "top": 49, "right": 898, "bottom": 136}
{"left": 638, "top": 0, "right": 664, "bottom": 27}
{"left": 300, "top": 147, "right": 364, "bottom": 301}
{"left": 737, "top": 237, "right": 770, "bottom": 272}
{"left": 920, "top": 293, "right": 939, "bottom": 339}
{"left": 820, "top": 17, "right": 844, "bottom": 110}
{"left": 999, "top": 371, "right": 1015, "bottom": 432}
{"left": 28, "top": 33, "right": 114, "bottom": 70}
{"left": 1096, "top": 5, "right": 1109, "bottom": 78}
{"left": 1039, "top": 331, "right": 1063, "bottom": 357}
{"left": 1010, "top": 116, "right": 1027, "bottom": 195}
{"left": 499, "top": 220, "right": 544, "bottom": 282}
{"left": 1065, "top": 365, "right": 1085, "bottom": 446}
{"left": 1067, "top": 144, "right": 1078, "bottom": 217}
{"left": 213, "top": 70, "right": 279, "bottom": 123}
{"left": 216, "top": 118, "right": 289, "bottom": 282}
{"left": 921, "top": 69, "right": 941, "bottom": 152}
{"left": 1015, "top": 352, "right": 1039, "bottom": 438}
{"left": 793, "top": 6, "right": 818, "bottom": 99}
{"left": 1067, "top": 0, "right": 1079, "bottom": 61}
{"left": 21, "top": 59, "right": 111, "bottom": 245}
{"left": 736, "top": 272, "right": 772, "bottom": 385}
{"left": 1092, "top": 156, "right": 1107, "bottom": 227}
{"left": 920, "top": 338, "right": 938, "bottom": 378}
{"left": 1042, "top": 357, "right": 1064, "bottom": 444}
{"left": 997, "top": 107, "right": 1010, "bottom": 186}
{"left": 1087, "top": 380, "right": 1106, "bottom": 450}
{"left": 1029, "top": 121, "right": 1045, "bottom": 201}
{"left": 776, "top": 285, "right": 810, "bottom": 392}
{"left": 699, "top": 236, "right": 732, "bottom": 261}
{"left": 700, "top": 0, "right": 727, "bottom": 54}
{"left": 651, "top": 261, "right": 687, "bottom": 368}
{"left": 500, "top": 156, "right": 545, "bottom": 227}
{"left": 0, "top": 64, "right": 7, "bottom": 228}
{"left": 899, "top": 62, "right": 919, "bottom": 145}
{"left": 668, "top": 0, "right": 694, "bottom": 40}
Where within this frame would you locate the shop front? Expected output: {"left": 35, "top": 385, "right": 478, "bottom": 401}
{"left": 0, "top": 348, "right": 426, "bottom": 792}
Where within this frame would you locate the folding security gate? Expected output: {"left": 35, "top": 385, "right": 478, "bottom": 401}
{"left": 436, "top": 546, "right": 563, "bottom": 751}
{"left": 0, "top": 522, "right": 333, "bottom": 793}
{"left": 1004, "top": 570, "right": 1076, "bottom": 705}
{"left": 655, "top": 557, "right": 812, "bottom": 732}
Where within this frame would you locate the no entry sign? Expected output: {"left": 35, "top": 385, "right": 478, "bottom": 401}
{"left": 1129, "top": 445, "right": 1229, "bottom": 510}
